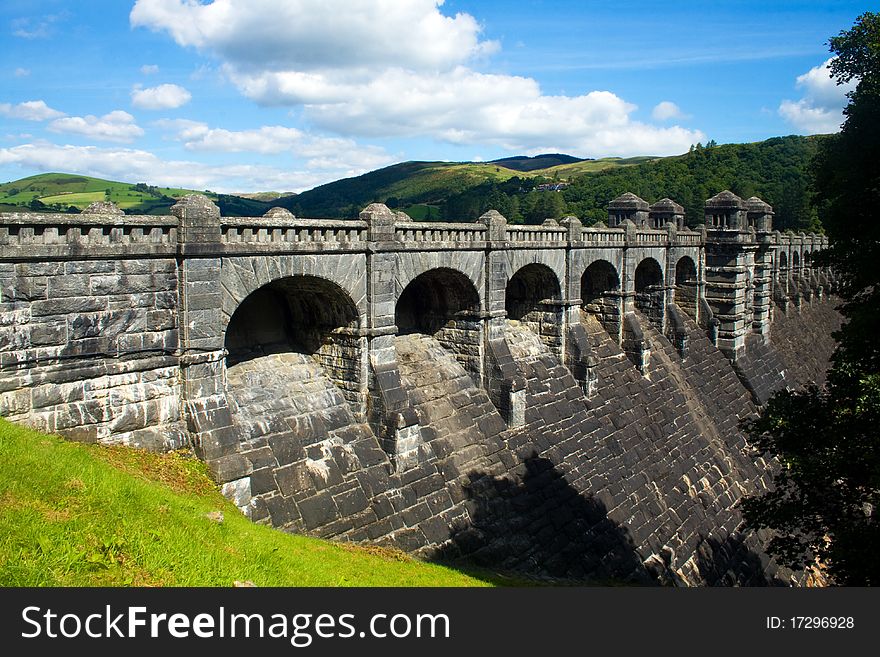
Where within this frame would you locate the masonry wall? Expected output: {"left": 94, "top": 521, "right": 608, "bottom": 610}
{"left": 0, "top": 255, "right": 186, "bottom": 450}
{"left": 0, "top": 203, "right": 839, "bottom": 586}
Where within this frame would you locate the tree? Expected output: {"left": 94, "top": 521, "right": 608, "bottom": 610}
{"left": 740, "top": 12, "right": 880, "bottom": 585}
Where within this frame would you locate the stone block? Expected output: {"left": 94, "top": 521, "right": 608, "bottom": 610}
{"left": 297, "top": 492, "right": 339, "bottom": 530}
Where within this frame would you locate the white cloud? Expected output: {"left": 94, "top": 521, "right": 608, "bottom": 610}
{"left": 130, "top": 0, "right": 498, "bottom": 73}
{"left": 154, "top": 119, "right": 394, "bottom": 171}
{"left": 0, "top": 141, "right": 356, "bottom": 193}
{"left": 778, "top": 58, "right": 856, "bottom": 134}
{"left": 141, "top": 64, "right": 160, "bottom": 75}
{"left": 230, "top": 66, "right": 704, "bottom": 156}
{"left": 0, "top": 100, "right": 65, "bottom": 121}
{"left": 651, "top": 101, "right": 686, "bottom": 121}
{"left": 131, "top": 0, "right": 703, "bottom": 157}
{"left": 48, "top": 111, "right": 144, "bottom": 143}
{"left": 13, "top": 68, "right": 31, "bottom": 78}
{"left": 131, "top": 83, "right": 192, "bottom": 110}
{"left": 11, "top": 13, "right": 68, "bottom": 39}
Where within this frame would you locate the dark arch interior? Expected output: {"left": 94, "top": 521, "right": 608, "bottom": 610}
{"left": 226, "top": 276, "right": 359, "bottom": 364}
{"left": 581, "top": 260, "right": 620, "bottom": 305}
{"left": 779, "top": 251, "right": 788, "bottom": 268}
{"left": 225, "top": 276, "right": 363, "bottom": 409}
{"left": 635, "top": 258, "right": 663, "bottom": 293}
{"left": 396, "top": 268, "right": 482, "bottom": 383}
{"left": 396, "top": 268, "right": 480, "bottom": 335}
{"left": 581, "top": 260, "right": 621, "bottom": 337}
{"left": 506, "top": 263, "right": 563, "bottom": 356}
{"left": 674, "top": 256, "right": 698, "bottom": 318}
{"left": 793, "top": 251, "right": 800, "bottom": 267}
{"left": 506, "top": 264, "right": 561, "bottom": 321}
{"left": 634, "top": 258, "right": 664, "bottom": 326}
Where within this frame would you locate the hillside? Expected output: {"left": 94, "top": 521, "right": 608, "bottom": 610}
{"left": 0, "top": 135, "right": 826, "bottom": 230}
{"left": 0, "top": 418, "right": 491, "bottom": 586}
{"left": 431, "top": 136, "right": 826, "bottom": 230}
{"left": 281, "top": 156, "right": 645, "bottom": 219}
{"left": 0, "top": 173, "right": 272, "bottom": 216}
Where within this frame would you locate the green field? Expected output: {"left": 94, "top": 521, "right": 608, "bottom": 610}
{"left": 0, "top": 419, "right": 492, "bottom": 587}
{"left": 0, "top": 173, "right": 214, "bottom": 214}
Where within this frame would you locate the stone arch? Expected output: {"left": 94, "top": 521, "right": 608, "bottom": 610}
{"left": 778, "top": 250, "right": 788, "bottom": 269}
{"left": 396, "top": 267, "right": 483, "bottom": 384}
{"left": 506, "top": 263, "right": 563, "bottom": 356}
{"left": 674, "top": 255, "right": 698, "bottom": 319}
{"left": 220, "top": 254, "right": 367, "bottom": 338}
{"left": 792, "top": 250, "right": 801, "bottom": 269}
{"left": 581, "top": 260, "right": 621, "bottom": 336}
{"left": 634, "top": 257, "right": 665, "bottom": 326}
{"left": 225, "top": 275, "right": 364, "bottom": 412}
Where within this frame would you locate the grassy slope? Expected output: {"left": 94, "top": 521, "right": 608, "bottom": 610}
{"left": 0, "top": 419, "right": 489, "bottom": 587}
{"left": 544, "top": 156, "right": 661, "bottom": 179}
{"left": 0, "top": 173, "right": 202, "bottom": 210}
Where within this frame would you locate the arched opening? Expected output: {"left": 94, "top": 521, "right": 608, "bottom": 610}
{"left": 778, "top": 250, "right": 788, "bottom": 270}
{"left": 634, "top": 258, "right": 665, "bottom": 327}
{"left": 581, "top": 260, "right": 621, "bottom": 337}
{"left": 506, "top": 263, "right": 562, "bottom": 356}
{"left": 225, "top": 275, "right": 363, "bottom": 411}
{"left": 792, "top": 250, "right": 801, "bottom": 270}
{"left": 674, "top": 256, "right": 698, "bottom": 319}
{"left": 396, "top": 268, "right": 482, "bottom": 384}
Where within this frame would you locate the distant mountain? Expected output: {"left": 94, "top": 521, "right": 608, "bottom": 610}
{"left": 489, "top": 153, "right": 584, "bottom": 171}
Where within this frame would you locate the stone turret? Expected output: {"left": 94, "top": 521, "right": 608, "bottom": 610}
{"left": 608, "top": 192, "right": 649, "bottom": 228}
{"left": 702, "top": 191, "right": 758, "bottom": 360}
{"left": 745, "top": 197, "right": 773, "bottom": 232}
{"left": 649, "top": 198, "right": 685, "bottom": 230}
{"left": 705, "top": 190, "right": 747, "bottom": 230}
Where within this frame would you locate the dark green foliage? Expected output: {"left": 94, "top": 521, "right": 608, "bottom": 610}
{"left": 489, "top": 153, "right": 584, "bottom": 171}
{"left": 280, "top": 137, "right": 825, "bottom": 227}
{"left": 561, "top": 136, "right": 824, "bottom": 230}
{"left": 740, "top": 12, "right": 880, "bottom": 585}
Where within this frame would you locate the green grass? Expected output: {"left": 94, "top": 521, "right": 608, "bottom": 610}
{"left": 0, "top": 173, "right": 214, "bottom": 213}
{"left": 542, "top": 156, "right": 661, "bottom": 180}
{"left": 0, "top": 419, "right": 491, "bottom": 587}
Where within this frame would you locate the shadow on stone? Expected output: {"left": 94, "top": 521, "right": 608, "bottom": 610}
{"left": 433, "top": 453, "right": 655, "bottom": 585}
{"left": 693, "top": 532, "right": 792, "bottom": 586}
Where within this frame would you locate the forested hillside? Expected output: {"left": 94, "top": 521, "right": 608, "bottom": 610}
{"left": 439, "top": 136, "right": 826, "bottom": 231}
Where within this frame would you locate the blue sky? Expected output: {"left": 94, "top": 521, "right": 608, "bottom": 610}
{"left": 0, "top": 0, "right": 867, "bottom": 193}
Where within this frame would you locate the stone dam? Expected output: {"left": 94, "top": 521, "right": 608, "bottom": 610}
{"left": 0, "top": 190, "right": 841, "bottom": 585}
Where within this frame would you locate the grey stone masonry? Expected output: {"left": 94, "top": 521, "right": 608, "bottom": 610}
{"left": 0, "top": 190, "right": 834, "bottom": 584}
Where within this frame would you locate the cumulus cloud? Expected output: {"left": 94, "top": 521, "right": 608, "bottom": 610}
{"left": 0, "top": 100, "right": 65, "bottom": 121}
{"left": 13, "top": 68, "right": 31, "bottom": 77}
{"left": 131, "top": 83, "right": 192, "bottom": 110}
{"left": 651, "top": 101, "right": 686, "bottom": 121}
{"left": 130, "top": 0, "right": 498, "bottom": 72}
{"left": 778, "top": 58, "right": 856, "bottom": 134}
{"left": 141, "top": 64, "right": 160, "bottom": 75}
{"left": 0, "top": 141, "right": 353, "bottom": 193}
{"left": 131, "top": 0, "right": 701, "bottom": 157}
{"left": 229, "top": 66, "right": 704, "bottom": 156}
{"left": 48, "top": 111, "right": 144, "bottom": 143}
{"left": 154, "top": 119, "right": 394, "bottom": 171}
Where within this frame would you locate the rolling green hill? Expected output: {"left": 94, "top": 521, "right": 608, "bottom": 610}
{"left": 0, "top": 135, "right": 826, "bottom": 230}
{"left": 280, "top": 156, "right": 647, "bottom": 219}
{"left": 0, "top": 173, "right": 273, "bottom": 216}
